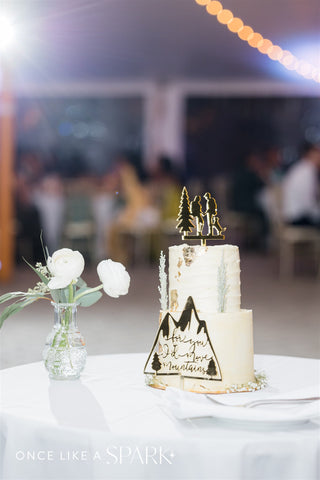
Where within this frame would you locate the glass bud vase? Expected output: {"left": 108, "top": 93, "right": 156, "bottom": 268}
{"left": 43, "top": 302, "right": 87, "bottom": 380}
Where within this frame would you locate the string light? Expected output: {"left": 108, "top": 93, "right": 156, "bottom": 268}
{"left": 248, "top": 33, "right": 263, "bottom": 48}
{"left": 238, "top": 26, "right": 253, "bottom": 42}
{"left": 194, "top": 0, "right": 320, "bottom": 82}
{"left": 194, "top": 0, "right": 211, "bottom": 5}
{"left": 206, "top": 1, "right": 222, "bottom": 16}
{"left": 258, "top": 39, "right": 273, "bottom": 54}
{"left": 227, "top": 18, "right": 243, "bottom": 33}
{"left": 217, "top": 9, "right": 233, "bottom": 24}
{"left": 268, "top": 45, "right": 283, "bottom": 62}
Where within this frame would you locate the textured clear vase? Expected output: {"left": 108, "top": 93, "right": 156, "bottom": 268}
{"left": 43, "top": 302, "right": 87, "bottom": 380}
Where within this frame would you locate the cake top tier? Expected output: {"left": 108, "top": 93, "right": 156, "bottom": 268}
{"left": 168, "top": 244, "right": 241, "bottom": 314}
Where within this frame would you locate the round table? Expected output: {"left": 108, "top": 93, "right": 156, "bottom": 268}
{"left": 0, "top": 353, "right": 319, "bottom": 480}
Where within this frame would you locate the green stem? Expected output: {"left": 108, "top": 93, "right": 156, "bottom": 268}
{"left": 74, "top": 284, "right": 103, "bottom": 302}
{"left": 68, "top": 283, "right": 74, "bottom": 304}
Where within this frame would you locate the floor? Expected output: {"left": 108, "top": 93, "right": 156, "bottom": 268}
{"left": 0, "top": 252, "right": 319, "bottom": 370}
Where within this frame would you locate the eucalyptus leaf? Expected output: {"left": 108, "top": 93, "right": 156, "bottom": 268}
{"left": 50, "top": 290, "right": 60, "bottom": 303}
{"left": 23, "top": 257, "right": 50, "bottom": 285}
{"left": 0, "top": 303, "right": 24, "bottom": 326}
{"left": 75, "top": 286, "right": 90, "bottom": 297}
{"left": 78, "top": 291, "right": 102, "bottom": 307}
{"left": 76, "top": 278, "right": 87, "bottom": 289}
{"left": 0, "top": 296, "right": 40, "bottom": 327}
{"left": 49, "top": 288, "right": 67, "bottom": 303}
{"left": 63, "top": 286, "right": 71, "bottom": 303}
{"left": 0, "top": 291, "right": 47, "bottom": 304}
{"left": 0, "top": 292, "right": 26, "bottom": 304}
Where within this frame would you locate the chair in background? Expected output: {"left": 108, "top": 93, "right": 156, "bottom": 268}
{"left": 210, "top": 175, "right": 263, "bottom": 249}
{"left": 278, "top": 226, "right": 320, "bottom": 278}
{"left": 63, "top": 191, "right": 95, "bottom": 262}
{"left": 263, "top": 184, "right": 320, "bottom": 278}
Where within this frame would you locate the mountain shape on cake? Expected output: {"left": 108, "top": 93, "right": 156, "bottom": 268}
{"left": 144, "top": 296, "right": 222, "bottom": 381}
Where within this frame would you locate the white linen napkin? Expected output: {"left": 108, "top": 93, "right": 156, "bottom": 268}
{"left": 162, "top": 387, "right": 320, "bottom": 423}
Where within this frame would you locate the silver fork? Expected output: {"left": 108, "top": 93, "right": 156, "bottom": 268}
{"left": 205, "top": 395, "right": 320, "bottom": 408}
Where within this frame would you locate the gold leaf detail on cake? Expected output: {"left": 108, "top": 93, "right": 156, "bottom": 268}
{"left": 170, "top": 289, "right": 178, "bottom": 311}
{"left": 183, "top": 246, "right": 195, "bottom": 266}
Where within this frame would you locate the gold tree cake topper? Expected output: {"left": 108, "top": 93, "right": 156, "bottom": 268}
{"left": 176, "top": 186, "right": 226, "bottom": 245}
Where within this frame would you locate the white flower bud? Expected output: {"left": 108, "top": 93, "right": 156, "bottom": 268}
{"left": 47, "top": 248, "right": 85, "bottom": 289}
{"left": 97, "top": 259, "right": 130, "bottom": 298}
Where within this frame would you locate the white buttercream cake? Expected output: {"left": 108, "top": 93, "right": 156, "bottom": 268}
{"left": 144, "top": 243, "right": 256, "bottom": 394}
{"left": 169, "top": 244, "right": 241, "bottom": 313}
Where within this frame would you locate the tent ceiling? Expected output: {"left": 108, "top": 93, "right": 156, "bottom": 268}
{"left": 3, "top": 0, "right": 320, "bottom": 86}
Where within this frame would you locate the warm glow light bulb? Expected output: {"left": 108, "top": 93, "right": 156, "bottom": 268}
{"left": 217, "top": 9, "right": 233, "bottom": 24}
{"left": 0, "top": 15, "right": 17, "bottom": 52}
{"left": 194, "top": 0, "right": 211, "bottom": 5}
{"left": 227, "top": 17, "right": 243, "bottom": 33}
{"left": 268, "top": 45, "right": 283, "bottom": 61}
{"left": 238, "top": 26, "right": 253, "bottom": 41}
{"left": 257, "top": 39, "right": 273, "bottom": 54}
{"left": 248, "top": 33, "right": 263, "bottom": 48}
{"left": 206, "top": 1, "right": 223, "bottom": 16}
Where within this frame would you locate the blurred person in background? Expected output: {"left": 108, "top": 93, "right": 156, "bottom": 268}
{"left": 108, "top": 153, "right": 160, "bottom": 264}
{"left": 230, "top": 150, "right": 270, "bottom": 250}
{"left": 62, "top": 157, "right": 95, "bottom": 262}
{"left": 261, "top": 147, "right": 282, "bottom": 184}
{"left": 282, "top": 141, "right": 320, "bottom": 227}
{"left": 15, "top": 151, "right": 44, "bottom": 263}
{"left": 33, "top": 172, "right": 65, "bottom": 254}
{"left": 149, "top": 155, "right": 182, "bottom": 225}
{"left": 91, "top": 170, "right": 118, "bottom": 261}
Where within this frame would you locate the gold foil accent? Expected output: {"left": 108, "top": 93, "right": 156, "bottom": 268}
{"left": 183, "top": 246, "right": 195, "bottom": 266}
{"left": 170, "top": 289, "right": 178, "bottom": 311}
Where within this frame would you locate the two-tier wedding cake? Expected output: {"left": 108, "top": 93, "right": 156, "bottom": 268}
{"left": 144, "top": 187, "right": 263, "bottom": 394}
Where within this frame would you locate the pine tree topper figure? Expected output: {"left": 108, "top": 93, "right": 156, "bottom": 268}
{"left": 176, "top": 186, "right": 194, "bottom": 235}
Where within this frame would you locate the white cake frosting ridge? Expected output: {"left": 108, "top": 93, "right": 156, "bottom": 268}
{"left": 168, "top": 244, "right": 241, "bottom": 313}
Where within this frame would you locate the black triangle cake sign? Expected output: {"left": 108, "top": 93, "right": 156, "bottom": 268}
{"left": 144, "top": 296, "right": 222, "bottom": 382}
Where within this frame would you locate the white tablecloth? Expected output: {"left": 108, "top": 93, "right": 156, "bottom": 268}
{"left": 0, "top": 354, "right": 319, "bottom": 480}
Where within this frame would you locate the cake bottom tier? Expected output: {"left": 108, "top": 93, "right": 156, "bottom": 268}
{"left": 145, "top": 309, "right": 256, "bottom": 394}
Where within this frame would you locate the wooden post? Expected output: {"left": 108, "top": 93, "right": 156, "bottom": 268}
{"left": 0, "top": 57, "right": 15, "bottom": 281}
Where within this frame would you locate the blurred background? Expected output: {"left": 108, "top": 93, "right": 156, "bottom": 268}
{"left": 0, "top": 0, "right": 320, "bottom": 367}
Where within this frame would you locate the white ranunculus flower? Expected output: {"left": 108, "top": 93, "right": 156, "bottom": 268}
{"left": 47, "top": 248, "right": 85, "bottom": 289}
{"left": 97, "top": 259, "right": 130, "bottom": 298}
